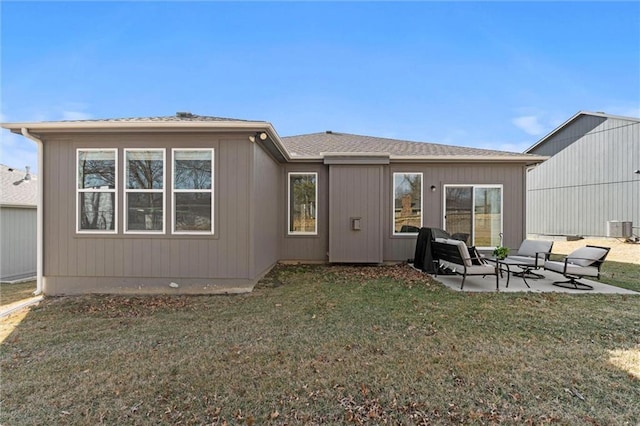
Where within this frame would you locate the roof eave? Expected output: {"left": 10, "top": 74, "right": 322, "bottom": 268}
{"left": 288, "top": 154, "right": 548, "bottom": 163}
{"left": 524, "top": 110, "right": 640, "bottom": 153}
{"left": 1, "top": 120, "right": 292, "bottom": 162}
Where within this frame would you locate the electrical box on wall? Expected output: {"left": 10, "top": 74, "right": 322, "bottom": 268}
{"left": 351, "top": 217, "right": 361, "bottom": 231}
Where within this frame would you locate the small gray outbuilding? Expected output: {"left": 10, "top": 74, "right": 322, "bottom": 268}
{"left": 2, "top": 114, "right": 546, "bottom": 295}
{"left": 525, "top": 111, "right": 640, "bottom": 239}
{"left": 0, "top": 164, "right": 37, "bottom": 282}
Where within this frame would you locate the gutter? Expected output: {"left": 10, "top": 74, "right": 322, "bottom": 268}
{"left": 20, "top": 128, "right": 44, "bottom": 296}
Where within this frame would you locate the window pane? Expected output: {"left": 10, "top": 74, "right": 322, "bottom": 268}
{"left": 127, "top": 193, "right": 164, "bottom": 231}
{"left": 78, "top": 150, "right": 115, "bottom": 189}
{"left": 79, "top": 192, "right": 115, "bottom": 230}
{"left": 474, "top": 187, "right": 501, "bottom": 247}
{"left": 394, "top": 173, "right": 422, "bottom": 233}
{"left": 174, "top": 150, "right": 212, "bottom": 190}
{"left": 289, "top": 174, "right": 316, "bottom": 233}
{"left": 175, "top": 193, "right": 212, "bottom": 232}
{"left": 445, "top": 187, "right": 472, "bottom": 243}
{"left": 126, "top": 150, "right": 164, "bottom": 189}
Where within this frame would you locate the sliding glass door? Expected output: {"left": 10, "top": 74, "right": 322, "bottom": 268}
{"left": 444, "top": 185, "right": 502, "bottom": 248}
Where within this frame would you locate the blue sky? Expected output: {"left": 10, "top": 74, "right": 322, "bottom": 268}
{"left": 1, "top": 1, "right": 639, "bottom": 173}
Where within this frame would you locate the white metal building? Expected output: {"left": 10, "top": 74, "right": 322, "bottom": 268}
{"left": 0, "top": 164, "right": 38, "bottom": 282}
{"left": 526, "top": 111, "right": 640, "bottom": 239}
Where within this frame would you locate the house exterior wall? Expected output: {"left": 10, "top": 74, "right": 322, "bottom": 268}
{"left": 384, "top": 163, "right": 527, "bottom": 261}
{"left": 250, "top": 141, "right": 281, "bottom": 277}
{"left": 0, "top": 206, "right": 37, "bottom": 281}
{"left": 280, "top": 161, "right": 528, "bottom": 263}
{"left": 328, "top": 165, "right": 384, "bottom": 263}
{"left": 41, "top": 132, "right": 260, "bottom": 295}
{"left": 527, "top": 117, "right": 640, "bottom": 237}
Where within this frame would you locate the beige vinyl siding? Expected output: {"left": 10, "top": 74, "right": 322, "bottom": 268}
{"left": 279, "top": 161, "right": 527, "bottom": 263}
{"left": 383, "top": 163, "right": 527, "bottom": 262}
{"left": 328, "top": 165, "right": 384, "bottom": 263}
{"left": 41, "top": 132, "right": 256, "bottom": 295}
{"left": 250, "top": 141, "right": 281, "bottom": 277}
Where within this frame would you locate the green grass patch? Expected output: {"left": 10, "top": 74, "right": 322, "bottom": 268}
{"left": 599, "top": 261, "right": 640, "bottom": 292}
{"left": 1, "top": 264, "right": 639, "bottom": 424}
{"left": 0, "top": 280, "right": 36, "bottom": 306}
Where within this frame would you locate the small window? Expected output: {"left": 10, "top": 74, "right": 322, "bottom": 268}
{"left": 288, "top": 172, "right": 317, "bottom": 235}
{"left": 172, "top": 149, "right": 214, "bottom": 234}
{"left": 393, "top": 172, "right": 422, "bottom": 234}
{"left": 77, "top": 149, "right": 117, "bottom": 233}
{"left": 124, "top": 149, "right": 166, "bottom": 233}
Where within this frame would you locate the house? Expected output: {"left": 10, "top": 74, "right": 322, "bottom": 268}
{"left": 1, "top": 113, "right": 545, "bottom": 295}
{"left": 0, "top": 164, "right": 37, "bottom": 282}
{"left": 525, "top": 111, "right": 640, "bottom": 238}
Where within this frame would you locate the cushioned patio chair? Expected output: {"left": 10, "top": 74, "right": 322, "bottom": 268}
{"left": 543, "top": 245, "right": 610, "bottom": 290}
{"left": 431, "top": 238, "right": 499, "bottom": 290}
{"left": 500, "top": 239, "right": 553, "bottom": 287}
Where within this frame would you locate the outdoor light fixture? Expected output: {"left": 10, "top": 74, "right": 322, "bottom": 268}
{"left": 430, "top": 185, "right": 437, "bottom": 192}
{"left": 635, "top": 169, "right": 640, "bottom": 174}
{"left": 250, "top": 132, "right": 268, "bottom": 143}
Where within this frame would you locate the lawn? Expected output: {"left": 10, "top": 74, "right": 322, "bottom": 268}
{"left": 1, "top": 264, "right": 639, "bottom": 425}
{"left": 0, "top": 280, "right": 36, "bottom": 306}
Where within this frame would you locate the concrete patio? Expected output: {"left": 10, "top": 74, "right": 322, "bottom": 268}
{"left": 431, "top": 268, "right": 639, "bottom": 294}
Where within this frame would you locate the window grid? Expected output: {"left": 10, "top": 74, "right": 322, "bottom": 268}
{"left": 124, "top": 149, "right": 166, "bottom": 234}
{"left": 171, "top": 148, "right": 214, "bottom": 235}
{"left": 76, "top": 148, "right": 118, "bottom": 234}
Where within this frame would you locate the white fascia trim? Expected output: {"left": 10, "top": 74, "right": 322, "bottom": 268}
{"left": 288, "top": 154, "right": 548, "bottom": 163}
{"left": 389, "top": 155, "right": 549, "bottom": 162}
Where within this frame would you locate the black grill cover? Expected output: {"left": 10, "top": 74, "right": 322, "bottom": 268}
{"left": 413, "top": 227, "right": 450, "bottom": 273}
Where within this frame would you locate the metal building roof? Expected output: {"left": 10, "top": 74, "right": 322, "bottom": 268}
{"left": 0, "top": 164, "right": 37, "bottom": 207}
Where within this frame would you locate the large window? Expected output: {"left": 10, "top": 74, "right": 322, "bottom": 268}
{"left": 125, "top": 149, "right": 165, "bottom": 233}
{"left": 77, "top": 149, "right": 117, "bottom": 233}
{"left": 288, "top": 172, "right": 317, "bottom": 235}
{"left": 393, "top": 172, "right": 422, "bottom": 234}
{"left": 172, "top": 149, "right": 214, "bottom": 234}
{"left": 444, "top": 185, "right": 502, "bottom": 248}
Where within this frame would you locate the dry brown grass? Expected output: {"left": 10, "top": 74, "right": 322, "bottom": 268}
{"left": 1, "top": 264, "right": 639, "bottom": 425}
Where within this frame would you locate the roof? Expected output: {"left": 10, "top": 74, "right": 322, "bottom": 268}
{"left": 524, "top": 110, "right": 640, "bottom": 154}
{"left": 282, "top": 131, "right": 544, "bottom": 162}
{"left": 1, "top": 112, "right": 546, "bottom": 164}
{"left": 48, "top": 112, "right": 261, "bottom": 123}
{"left": 0, "top": 164, "right": 38, "bottom": 207}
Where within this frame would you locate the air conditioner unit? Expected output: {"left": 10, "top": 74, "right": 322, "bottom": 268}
{"left": 606, "top": 221, "right": 632, "bottom": 238}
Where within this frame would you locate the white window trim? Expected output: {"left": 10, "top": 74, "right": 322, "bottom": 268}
{"left": 287, "top": 172, "right": 318, "bottom": 236}
{"left": 76, "top": 148, "right": 118, "bottom": 234}
{"left": 392, "top": 172, "right": 423, "bottom": 236}
{"left": 443, "top": 184, "right": 503, "bottom": 249}
{"left": 171, "top": 148, "right": 215, "bottom": 235}
{"left": 124, "top": 149, "right": 166, "bottom": 234}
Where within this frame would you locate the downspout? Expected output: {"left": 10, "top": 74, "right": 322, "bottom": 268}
{"left": 21, "top": 128, "right": 44, "bottom": 295}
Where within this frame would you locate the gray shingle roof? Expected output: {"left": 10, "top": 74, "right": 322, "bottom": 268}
{"left": 0, "top": 165, "right": 37, "bottom": 207}
{"left": 58, "top": 112, "right": 263, "bottom": 123}
{"left": 281, "top": 131, "right": 532, "bottom": 159}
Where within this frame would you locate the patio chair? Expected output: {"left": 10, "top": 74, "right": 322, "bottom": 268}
{"left": 500, "top": 239, "right": 553, "bottom": 287}
{"left": 543, "top": 245, "right": 611, "bottom": 290}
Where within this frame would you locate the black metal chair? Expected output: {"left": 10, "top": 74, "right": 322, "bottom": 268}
{"left": 543, "top": 245, "right": 610, "bottom": 290}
